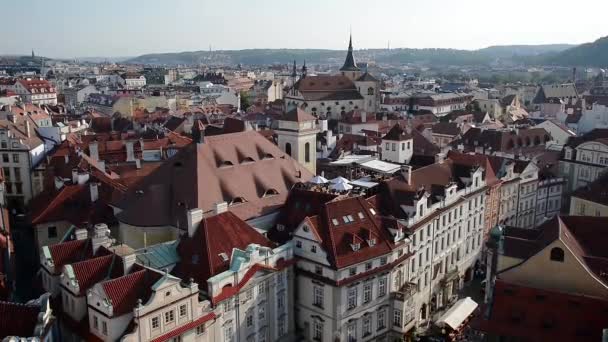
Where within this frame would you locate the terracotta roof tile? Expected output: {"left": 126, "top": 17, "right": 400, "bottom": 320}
{"left": 174, "top": 211, "right": 273, "bottom": 288}
{"left": 0, "top": 300, "right": 43, "bottom": 339}
{"left": 101, "top": 268, "right": 162, "bottom": 317}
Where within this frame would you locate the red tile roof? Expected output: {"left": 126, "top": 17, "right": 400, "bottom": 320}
{"left": 382, "top": 123, "right": 413, "bottom": 141}
{"left": 101, "top": 268, "right": 163, "bottom": 317}
{"left": 474, "top": 280, "right": 608, "bottom": 342}
{"left": 305, "top": 196, "right": 400, "bottom": 269}
{"left": 174, "top": 211, "right": 273, "bottom": 289}
{"left": 47, "top": 239, "right": 93, "bottom": 274}
{"left": 0, "top": 300, "right": 43, "bottom": 339}
{"left": 70, "top": 254, "right": 123, "bottom": 295}
{"left": 282, "top": 108, "right": 316, "bottom": 122}
{"left": 115, "top": 131, "right": 313, "bottom": 225}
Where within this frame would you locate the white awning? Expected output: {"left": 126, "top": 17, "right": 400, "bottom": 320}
{"left": 436, "top": 297, "right": 478, "bottom": 330}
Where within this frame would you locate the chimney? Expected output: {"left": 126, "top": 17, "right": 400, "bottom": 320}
{"left": 91, "top": 223, "right": 111, "bottom": 253}
{"left": 401, "top": 165, "right": 412, "bottom": 184}
{"left": 361, "top": 111, "right": 367, "bottom": 123}
{"left": 77, "top": 171, "right": 89, "bottom": 185}
{"left": 121, "top": 253, "right": 137, "bottom": 274}
{"left": 435, "top": 152, "right": 446, "bottom": 164}
{"left": 71, "top": 168, "right": 78, "bottom": 184}
{"left": 25, "top": 119, "right": 31, "bottom": 138}
{"left": 214, "top": 201, "right": 228, "bottom": 215}
{"left": 90, "top": 182, "right": 99, "bottom": 202}
{"left": 186, "top": 208, "right": 204, "bottom": 238}
{"left": 125, "top": 141, "right": 135, "bottom": 162}
{"left": 74, "top": 228, "right": 88, "bottom": 241}
{"left": 89, "top": 141, "right": 99, "bottom": 161}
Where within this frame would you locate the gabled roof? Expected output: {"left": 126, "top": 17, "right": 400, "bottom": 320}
{"left": 70, "top": 254, "right": 123, "bottom": 296}
{"left": 282, "top": 108, "right": 316, "bottom": 122}
{"left": 305, "top": 196, "right": 398, "bottom": 269}
{"left": 475, "top": 280, "right": 608, "bottom": 342}
{"left": 114, "top": 131, "right": 313, "bottom": 224}
{"left": 0, "top": 300, "right": 45, "bottom": 339}
{"left": 357, "top": 72, "right": 378, "bottom": 82}
{"left": 382, "top": 123, "right": 412, "bottom": 141}
{"left": 293, "top": 75, "right": 363, "bottom": 101}
{"left": 173, "top": 211, "right": 273, "bottom": 289}
{"left": 501, "top": 216, "right": 608, "bottom": 286}
{"left": 432, "top": 122, "right": 460, "bottom": 136}
{"left": 101, "top": 268, "right": 163, "bottom": 317}
{"left": 47, "top": 239, "right": 95, "bottom": 273}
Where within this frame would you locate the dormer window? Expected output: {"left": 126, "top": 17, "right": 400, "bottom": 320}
{"left": 332, "top": 219, "right": 339, "bottom": 226}
{"left": 219, "top": 160, "right": 234, "bottom": 168}
{"left": 230, "top": 197, "right": 246, "bottom": 205}
{"left": 368, "top": 239, "right": 376, "bottom": 246}
{"left": 241, "top": 157, "right": 255, "bottom": 164}
{"left": 219, "top": 253, "right": 229, "bottom": 262}
{"left": 358, "top": 212, "right": 365, "bottom": 219}
{"left": 263, "top": 189, "right": 279, "bottom": 197}
{"left": 351, "top": 243, "right": 361, "bottom": 251}
{"left": 370, "top": 208, "right": 376, "bottom": 216}
{"left": 277, "top": 224, "right": 285, "bottom": 232}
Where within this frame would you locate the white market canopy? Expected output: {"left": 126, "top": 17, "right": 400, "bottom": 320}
{"left": 330, "top": 181, "right": 353, "bottom": 192}
{"left": 309, "top": 175, "right": 329, "bottom": 184}
{"left": 330, "top": 176, "right": 350, "bottom": 184}
{"left": 436, "top": 297, "right": 478, "bottom": 330}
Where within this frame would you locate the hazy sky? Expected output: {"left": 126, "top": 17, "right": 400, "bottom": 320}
{"left": 3, "top": 0, "right": 607, "bottom": 58}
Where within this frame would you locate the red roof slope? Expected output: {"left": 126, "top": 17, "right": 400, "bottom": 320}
{"left": 71, "top": 254, "right": 123, "bottom": 295}
{"left": 115, "top": 131, "right": 313, "bottom": 225}
{"left": 174, "top": 211, "right": 273, "bottom": 288}
{"left": 475, "top": 280, "right": 608, "bottom": 342}
{"left": 0, "top": 301, "right": 43, "bottom": 339}
{"left": 307, "top": 196, "right": 399, "bottom": 269}
{"left": 101, "top": 268, "right": 162, "bottom": 317}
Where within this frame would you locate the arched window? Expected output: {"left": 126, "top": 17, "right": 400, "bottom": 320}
{"left": 550, "top": 247, "right": 564, "bottom": 262}
{"left": 305, "top": 142, "right": 310, "bottom": 163}
{"left": 367, "top": 87, "right": 374, "bottom": 96}
{"left": 285, "top": 143, "right": 292, "bottom": 156}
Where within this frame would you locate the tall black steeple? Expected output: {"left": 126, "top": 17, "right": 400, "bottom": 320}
{"left": 301, "top": 60, "right": 307, "bottom": 78}
{"left": 340, "top": 34, "right": 360, "bottom": 72}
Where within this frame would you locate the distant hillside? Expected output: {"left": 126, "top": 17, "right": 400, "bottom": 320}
{"left": 543, "top": 36, "right": 608, "bottom": 67}
{"left": 125, "top": 41, "right": 598, "bottom": 67}
{"left": 478, "top": 44, "right": 574, "bottom": 58}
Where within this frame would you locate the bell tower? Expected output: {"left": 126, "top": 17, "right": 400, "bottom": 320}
{"left": 339, "top": 34, "right": 361, "bottom": 81}
{"left": 276, "top": 107, "right": 320, "bottom": 175}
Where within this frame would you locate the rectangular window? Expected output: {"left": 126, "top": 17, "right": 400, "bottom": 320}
{"left": 313, "top": 286, "right": 324, "bottom": 308}
{"left": 393, "top": 309, "right": 402, "bottom": 327}
{"left": 2, "top": 154, "right": 8, "bottom": 163}
{"left": 196, "top": 324, "right": 205, "bottom": 335}
{"left": 278, "top": 316, "right": 286, "bottom": 337}
{"left": 363, "top": 282, "right": 372, "bottom": 303}
{"left": 12, "top": 154, "right": 18, "bottom": 163}
{"left": 246, "top": 313, "right": 253, "bottom": 327}
{"left": 151, "top": 316, "right": 159, "bottom": 329}
{"left": 315, "top": 265, "right": 323, "bottom": 275}
{"left": 378, "top": 276, "right": 387, "bottom": 297}
{"left": 102, "top": 321, "right": 108, "bottom": 335}
{"left": 48, "top": 226, "right": 57, "bottom": 239}
{"left": 347, "top": 322, "right": 357, "bottom": 342}
{"left": 165, "top": 310, "right": 175, "bottom": 323}
{"left": 365, "top": 262, "right": 372, "bottom": 271}
{"left": 94, "top": 316, "right": 99, "bottom": 330}
{"left": 380, "top": 256, "right": 387, "bottom": 265}
{"left": 363, "top": 316, "right": 372, "bottom": 336}
{"left": 12, "top": 167, "right": 20, "bottom": 182}
{"left": 349, "top": 267, "right": 356, "bottom": 276}
{"left": 258, "top": 306, "right": 266, "bottom": 321}
{"left": 278, "top": 293, "right": 285, "bottom": 310}
{"left": 391, "top": 143, "right": 396, "bottom": 151}
{"left": 347, "top": 287, "right": 357, "bottom": 309}
{"left": 179, "top": 304, "right": 187, "bottom": 317}
{"left": 313, "top": 321, "right": 323, "bottom": 341}
{"left": 378, "top": 309, "right": 386, "bottom": 329}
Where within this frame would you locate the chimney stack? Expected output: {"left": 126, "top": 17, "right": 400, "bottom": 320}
{"left": 214, "top": 202, "right": 228, "bottom": 215}
{"left": 125, "top": 141, "right": 135, "bottom": 162}
{"left": 74, "top": 228, "right": 88, "bottom": 241}
{"left": 25, "top": 119, "right": 31, "bottom": 138}
{"left": 91, "top": 223, "right": 112, "bottom": 253}
{"left": 186, "top": 208, "right": 204, "bottom": 238}
{"left": 89, "top": 141, "right": 99, "bottom": 161}
{"left": 90, "top": 182, "right": 99, "bottom": 202}
{"left": 401, "top": 165, "right": 412, "bottom": 184}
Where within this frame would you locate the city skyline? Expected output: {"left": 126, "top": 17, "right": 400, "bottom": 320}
{"left": 3, "top": 0, "right": 607, "bottom": 58}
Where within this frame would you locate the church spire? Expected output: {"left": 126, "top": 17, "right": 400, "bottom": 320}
{"left": 340, "top": 33, "right": 360, "bottom": 72}
{"left": 301, "top": 60, "right": 307, "bottom": 78}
